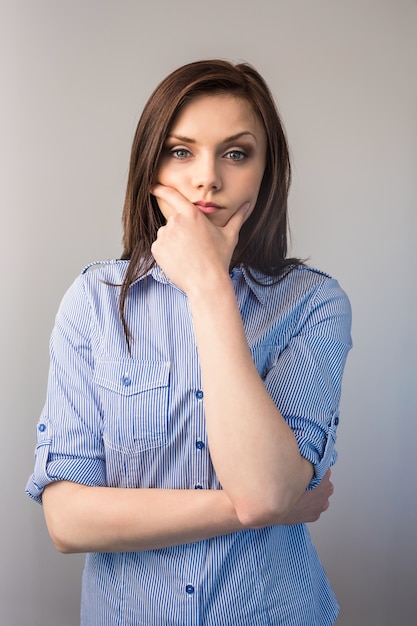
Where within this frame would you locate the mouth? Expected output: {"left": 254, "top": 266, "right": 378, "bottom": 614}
{"left": 193, "top": 201, "right": 225, "bottom": 214}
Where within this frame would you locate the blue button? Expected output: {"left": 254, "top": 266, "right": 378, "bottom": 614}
{"left": 194, "top": 484, "right": 203, "bottom": 489}
{"left": 122, "top": 376, "right": 131, "bottom": 386}
{"left": 185, "top": 585, "right": 195, "bottom": 594}
{"left": 196, "top": 440, "right": 205, "bottom": 450}
{"left": 334, "top": 416, "right": 339, "bottom": 426}
{"left": 38, "top": 423, "right": 46, "bottom": 432}
{"left": 195, "top": 390, "right": 204, "bottom": 399}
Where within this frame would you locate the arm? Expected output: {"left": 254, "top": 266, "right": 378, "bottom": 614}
{"left": 42, "top": 481, "right": 243, "bottom": 553}
{"left": 187, "top": 272, "right": 313, "bottom": 526}
{"left": 42, "top": 469, "right": 333, "bottom": 553}
{"left": 151, "top": 186, "right": 313, "bottom": 527}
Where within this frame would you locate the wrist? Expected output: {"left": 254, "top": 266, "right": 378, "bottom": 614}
{"left": 186, "top": 271, "right": 233, "bottom": 307}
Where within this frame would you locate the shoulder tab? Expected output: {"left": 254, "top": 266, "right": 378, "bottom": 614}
{"left": 300, "top": 265, "right": 332, "bottom": 280}
{"left": 81, "top": 260, "right": 117, "bottom": 274}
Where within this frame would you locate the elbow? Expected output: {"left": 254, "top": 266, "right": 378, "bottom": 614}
{"left": 50, "top": 531, "right": 78, "bottom": 554}
{"left": 51, "top": 538, "right": 74, "bottom": 555}
{"left": 235, "top": 492, "right": 296, "bottom": 529}
{"left": 45, "top": 516, "right": 80, "bottom": 554}
{"left": 42, "top": 483, "right": 84, "bottom": 554}
{"left": 232, "top": 458, "right": 314, "bottom": 529}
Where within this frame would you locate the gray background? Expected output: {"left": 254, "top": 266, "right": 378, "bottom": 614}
{"left": 1, "top": 1, "right": 416, "bottom": 624}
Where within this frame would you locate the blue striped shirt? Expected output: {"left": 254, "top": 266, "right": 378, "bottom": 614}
{"left": 26, "top": 260, "right": 352, "bottom": 625}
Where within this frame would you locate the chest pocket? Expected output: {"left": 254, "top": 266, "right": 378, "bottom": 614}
{"left": 94, "top": 359, "right": 170, "bottom": 454}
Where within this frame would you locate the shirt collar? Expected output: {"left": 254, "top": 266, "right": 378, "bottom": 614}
{"left": 239, "top": 267, "right": 271, "bottom": 305}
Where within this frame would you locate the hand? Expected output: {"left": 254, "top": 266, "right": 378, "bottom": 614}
{"left": 151, "top": 185, "right": 250, "bottom": 294}
{"left": 280, "top": 469, "right": 334, "bottom": 525}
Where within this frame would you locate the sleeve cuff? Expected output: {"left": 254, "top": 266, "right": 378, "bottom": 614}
{"left": 289, "top": 411, "right": 339, "bottom": 490}
{"left": 25, "top": 446, "right": 107, "bottom": 504}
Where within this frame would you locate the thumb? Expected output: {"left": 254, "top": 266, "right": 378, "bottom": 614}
{"left": 223, "top": 202, "right": 251, "bottom": 238}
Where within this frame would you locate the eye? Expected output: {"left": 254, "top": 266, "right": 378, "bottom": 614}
{"left": 170, "top": 147, "right": 192, "bottom": 159}
{"left": 224, "top": 149, "right": 247, "bottom": 161}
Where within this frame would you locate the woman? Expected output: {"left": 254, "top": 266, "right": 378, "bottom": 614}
{"left": 27, "top": 59, "right": 352, "bottom": 625}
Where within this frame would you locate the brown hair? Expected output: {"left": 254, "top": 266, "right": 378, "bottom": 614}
{"left": 119, "top": 59, "right": 301, "bottom": 342}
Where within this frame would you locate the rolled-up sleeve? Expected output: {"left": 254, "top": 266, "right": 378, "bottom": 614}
{"left": 26, "top": 276, "right": 106, "bottom": 503}
{"left": 265, "top": 277, "right": 352, "bottom": 489}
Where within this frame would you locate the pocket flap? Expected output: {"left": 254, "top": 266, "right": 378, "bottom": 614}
{"left": 94, "top": 359, "right": 170, "bottom": 397}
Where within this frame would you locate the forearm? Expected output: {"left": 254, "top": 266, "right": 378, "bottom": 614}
{"left": 187, "top": 276, "right": 313, "bottom": 527}
{"left": 42, "top": 481, "right": 243, "bottom": 554}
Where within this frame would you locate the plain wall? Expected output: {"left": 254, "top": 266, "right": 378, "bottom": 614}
{"left": 1, "top": 1, "right": 416, "bottom": 624}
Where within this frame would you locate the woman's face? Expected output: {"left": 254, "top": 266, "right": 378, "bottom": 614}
{"left": 155, "top": 94, "right": 267, "bottom": 227}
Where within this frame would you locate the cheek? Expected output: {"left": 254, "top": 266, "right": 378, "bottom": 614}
{"left": 253, "top": 168, "right": 265, "bottom": 199}
{"left": 242, "top": 172, "right": 264, "bottom": 202}
{"left": 154, "top": 166, "right": 167, "bottom": 185}
{"left": 154, "top": 158, "right": 170, "bottom": 185}
{"left": 237, "top": 162, "right": 264, "bottom": 191}
{"left": 155, "top": 161, "right": 182, "bottom": 187}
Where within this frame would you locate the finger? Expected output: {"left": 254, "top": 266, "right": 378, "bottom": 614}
{"left": 151, "top": 184, "right": 195, "bottom": 215}
{"left": 222, "top": 202, "right": 251, "bottom": 237}
{"left": 321, "top": 468, "right": 331, "bottom": 485}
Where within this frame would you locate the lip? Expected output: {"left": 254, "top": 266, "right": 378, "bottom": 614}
{"left": 194, "top": 201, "right": 224, "bottom": 214}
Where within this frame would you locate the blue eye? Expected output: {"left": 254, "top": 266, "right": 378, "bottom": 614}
{"left": 225, "top": 150, "right": 247, "bottom": 161}
{"left": 171, "top": 148, "right": 191, "bottom": 159}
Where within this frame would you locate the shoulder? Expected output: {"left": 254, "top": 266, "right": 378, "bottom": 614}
{"left": 81, "top": 259, "right": 129, "bottom": 283}
{"left": 291, "top": 265, "right": 351, "bottom": 311}
{"left": 247, "top": 265, "right": 351, "bottom": 341}
{"left": 283, "top": 264, "right": 335, "bottom": 286}
{"left": 286, "top": 265, "right": 350, "bottom": 305}
{"left": 75, "top": 259, "right": 131, "bottom": 299}
{"left": 282, "top": 265, "right": 351, "bottom": 316}
{"left": 250, "top": 264, "right": 349, "bottom": 307}
{"left": 282, "top": 266, "right": 352, "bottom": 342}
{"left": 56, "top": 260, "right": 129, "bottom": 319}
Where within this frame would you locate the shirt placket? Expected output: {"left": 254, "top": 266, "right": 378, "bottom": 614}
{"left": 179, "top": 538, "right": 207, "bottom": 626}
{"left": 192, "top": 386, "right": 208, "bottom": 490}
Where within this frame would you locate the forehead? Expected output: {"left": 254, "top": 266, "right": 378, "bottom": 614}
{"left": 169, "top": 93, "right": 264, "bottom": 137}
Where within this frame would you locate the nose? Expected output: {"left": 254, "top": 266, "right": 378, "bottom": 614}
{"left": 192, "top": 154, "right": 222, "bottom": 191}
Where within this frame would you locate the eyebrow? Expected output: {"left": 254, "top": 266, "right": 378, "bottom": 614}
{"left": 166, "top": 131, "right": 257, "bottom": 144}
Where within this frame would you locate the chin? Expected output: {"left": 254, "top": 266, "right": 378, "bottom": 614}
{"left": 208, "top": 215, "right": 229, "bottom": 227}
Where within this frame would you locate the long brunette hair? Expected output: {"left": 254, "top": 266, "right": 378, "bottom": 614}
{"left": 119, "top": 59, "right": 301, "bottom": 341}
